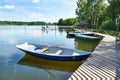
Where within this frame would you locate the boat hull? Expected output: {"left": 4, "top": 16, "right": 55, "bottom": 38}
{"left": 20, "top": 49, "right": 90, "bottom": 61}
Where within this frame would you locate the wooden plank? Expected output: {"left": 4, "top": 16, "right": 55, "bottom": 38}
{"left": 55, "top": 50, "right": 63, "bottom": 55}
{"left": 45, "top": 50, "right": 63, "bottom": 55}
{"left": 35, "top": 47, "right": 48, "bottom": 53}
{"left": 80, "top": 66, "right": 101, "bottom": 80}
{"left": 82, "top": 64, "right": 113, "bottom": 80}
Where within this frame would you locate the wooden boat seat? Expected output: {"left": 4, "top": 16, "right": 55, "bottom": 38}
{"left": 72, "top": 52, "right": 80, "bottom": 56}
{"left": 45, "top": 49, "right": 63, "bottom": 55}
{"left": 55, "top": 50, "right": 63, "bottom": 55}
{"left": 35, "top": 47, "right": 48, "bottom": 54}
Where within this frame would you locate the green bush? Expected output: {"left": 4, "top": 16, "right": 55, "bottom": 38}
{"left": 102, "top": 31, "right": 117, "bottom": 36}
{"left": 100, "top": 20, "right": 116, "bottom": 31}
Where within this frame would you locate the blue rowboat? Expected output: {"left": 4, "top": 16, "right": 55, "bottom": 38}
{"left": 16, "top": 42, "right": 91, "bottom": 61}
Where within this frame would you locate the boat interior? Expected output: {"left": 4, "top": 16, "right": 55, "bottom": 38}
{"left": 17, "top": 42, "right": 90, "bottom": 56}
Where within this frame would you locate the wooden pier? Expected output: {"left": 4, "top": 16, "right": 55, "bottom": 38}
{"left": 68, "top": 33, "right": 120, "bottom": 80}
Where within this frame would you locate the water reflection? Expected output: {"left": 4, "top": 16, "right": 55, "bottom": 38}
{"left": 75, "top": 37, "right": 100, "bottom": 52}
{"left": 18, "top": 54, "right": 83, "bottom": 72}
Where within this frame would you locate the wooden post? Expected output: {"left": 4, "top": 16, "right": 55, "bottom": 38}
{"left": 118, "top": 14, "right": 120, "bottom": 41}
{"left": 116, "top": 14, "right": 120, "bottom": 41}
{"left": 96, "top": 18, "right": 99, "bottom": 33}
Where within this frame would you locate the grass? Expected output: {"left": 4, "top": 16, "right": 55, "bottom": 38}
{"left": 89, "top": 29, "right": 118, "bottom": 36}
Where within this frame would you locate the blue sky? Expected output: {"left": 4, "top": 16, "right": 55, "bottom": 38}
{"left": 0, "top": 0, "right": 77, "bottom": 22}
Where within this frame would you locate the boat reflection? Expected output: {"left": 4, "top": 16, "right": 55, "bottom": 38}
{"left": 75, "top": 38, "right": 101, "bottom": 52}
{"left": 18, "top": 54, "right": 84, "bottom": 72}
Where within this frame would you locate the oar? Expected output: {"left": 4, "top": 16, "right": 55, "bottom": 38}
{"left": 45, "top": 43, "right": 65, "bottom": 48}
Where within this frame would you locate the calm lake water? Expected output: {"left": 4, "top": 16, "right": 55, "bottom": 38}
{"left": 0, "top": 25, "right": 100, "bottom": 80}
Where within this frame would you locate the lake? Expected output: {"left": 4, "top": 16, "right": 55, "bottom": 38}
{"left": 0, "top": 25, "right": 100, "bottom": 80}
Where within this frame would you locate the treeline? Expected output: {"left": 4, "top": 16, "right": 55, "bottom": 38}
{"left": 75, "top": 0, "right": 120, "bottom": 31}
{"left": 57, "top": 18, "right": 78, "bottom": 26}
{"left": 0, "top": 21, "right": 54, "bottom": 25}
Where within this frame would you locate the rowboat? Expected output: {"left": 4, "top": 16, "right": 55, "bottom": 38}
{"left": 67, "top": 32, "right": 79, "bottom": 38}
{"left": 67, "top": 32, "right": 95, "bottom": 38}
{"left": 75, "top": 33, "right": 101, "bottom": 41}
{"left": 16, "top": 42, "right": 91, "bottom": 61}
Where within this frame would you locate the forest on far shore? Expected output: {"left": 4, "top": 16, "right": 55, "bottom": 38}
{"left": 0, "top": 21, "right": 56, "bottom": 25}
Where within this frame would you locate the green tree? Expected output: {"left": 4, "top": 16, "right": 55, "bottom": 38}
{"left": 76, "top": 0, "right": 87, "bottom": 21}
{"left": 100, "top": 0, "right": 120, "bottom": 32}
{"left": 107, "top": 0, "right": 120, "bottom": 20}
{"left": 58, "top": 18, "right": 64, "bottom": 25}
{"left": 57, "top": 18, "right": 77, "bottom": 26}
{"left": 76, "top": 0, "right": 106, "bottom": 30}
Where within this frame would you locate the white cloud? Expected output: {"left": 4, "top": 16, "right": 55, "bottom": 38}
{"left": 0, "top": 5, "right": 15, "bottom": 9}
{"left": 29, "top": 12, "right": 43, "bottom": 20}
{"left": 59, "top": 0, "right": 77, "bottom": 6}
{"left": 38, "top": 7, "right": 50, "bottom": 11}
{"left": 32, "top": 0, "right": 40, "bottom": 3}
{"left": 25, "top": 12, "right": 53, "bottom": 22}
